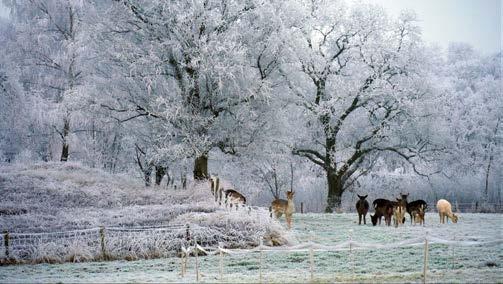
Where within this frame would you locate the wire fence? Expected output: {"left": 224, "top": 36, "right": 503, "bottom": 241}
{"left": 180, "top": 232, "right": 502, "bottom": 283}
{"left": 0, "top": 224, "right": 207, "bottom": 263}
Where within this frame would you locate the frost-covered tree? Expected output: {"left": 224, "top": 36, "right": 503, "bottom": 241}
{"left": 92, "top": 0, "right": 281, "bottom": 180}
{"left": 279, "top": 2, "right": 439, "bottom": 212}
{"left": 6, "top": 0, "right": 87, "bottom": 162}
{"left": 443, "top": 44, "right": 502, "bottom": 203}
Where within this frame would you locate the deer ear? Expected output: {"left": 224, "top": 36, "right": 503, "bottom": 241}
{"left": 363, "top": 195, "right": 368, "bottom": 199}
{"left": 396, "top": 198, "right": 401, "bottom": 202}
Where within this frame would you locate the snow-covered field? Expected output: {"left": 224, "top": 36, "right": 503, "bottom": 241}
{"left": 1, "top": 213, "right": 501, "bottom": 283}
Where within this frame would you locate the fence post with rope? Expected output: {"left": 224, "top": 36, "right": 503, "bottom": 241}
{"left": 349, "top": 229, "right": 354, "bottom": 281}
{"left": 259, "top": 239, "right": 264, "bottom": 283}
{"left": 423, "top": 231, "right": 429, "bottom": 284}
{"left": 309, "top": 231, "right": 315, "bottom": 282}
{"left": 218, "top": 242, "right": 224, "bottom": 282}
{"left": 99, "top": 226, "right": 107, "bottom": 260}
{"left": 3, "top": 230, "right": 9, "bottom": 259}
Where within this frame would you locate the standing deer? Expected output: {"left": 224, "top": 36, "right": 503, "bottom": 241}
{"left": 355, "top": 194, "right": 369, "bottom": 225}
{"left": 209, "top": 176, "right": 224, "bottom": 205}
{"left": 393, "top": 203, "right": 406, "bottom": 228}
{"left": 412, "top": 204, "right": 426, "bottom": 226}
{"left": 406, "top": 199, "right": 428, "bottom": 224}
{"left": 270, "top": 191, "right": 295, "bottom": 229}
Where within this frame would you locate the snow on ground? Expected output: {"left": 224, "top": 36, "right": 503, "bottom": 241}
{"left": 0, "top": 162, "right": 290, "bottom": 262}
{"left": 1, "top": 213, "right": 501, "bottom": 283}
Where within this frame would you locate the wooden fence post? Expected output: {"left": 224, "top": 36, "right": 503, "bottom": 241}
{"left": 219, "top": 242, "right": 224, "bottom": 282}
{"left": 99, "top": 226, "right": 107, "bottom": 259}
{"left": 3, "top": 231, "right": 9, "bottom": 258}
{"left": 309, "top": 232, "right": 314, "bottom": 282}
{"left": 259, "top": 239, "right": 263, "bottom": 283}
{"left": 349, "top": 229, "right": 354, "bottom": 281}
{"left": 451, "top": 236, "right": 456, "bottom": 269}
{"left": 423, "top": 232, "right": 429, "bottom": 284}
{"left": 195, "top": 237, "right": 199, "bottom": 282}
{"left": 180, "top": 249, "right": 186, "bottom": 278}
{"left": 185, "top": 224, "right": 191, "bottom": 242}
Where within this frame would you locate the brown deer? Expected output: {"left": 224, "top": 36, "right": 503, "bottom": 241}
{"left": 412, "top": 204, "right": 426, "bottom": 226}
{"left": 393, "top": 200, "right": 406, "bottom": 228}
{"left": 371, "top": 198, "right": 392, "bottom": 225}
{"left": 270, "top": 191, "right": 295, "bottom": 229}
{"left": 355, "top": 194, "right": 369, "bottom": 225}
{"left": 224, "top": 189, "right": 246, "bottom": 210}
{"left": 407, "top": 199, "right": 427, "bottom": 224}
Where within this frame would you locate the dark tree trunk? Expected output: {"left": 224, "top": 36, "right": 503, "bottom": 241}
{"left": 193, "top": 154, "right": 208, "bottom": 180}
{"left": 60, "top": 118, "right": 70, "bottom": 162}
{"left": 155, "top": 166, "right": 167, "bottom": 186}
{"left": 144, "top": 166, "right": 152, "bottom": 187}
{"left": 325, "top": 169, "right": 344, "bottom": 213}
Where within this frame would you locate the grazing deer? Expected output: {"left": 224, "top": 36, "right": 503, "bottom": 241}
{"left": 270, "top": 191, "right": 295, "bottom": 229}
{"left": 356, "top": 194, "right": 369, "bottom": 225}
{"left": 436, "top": 199, "right": 458, "bottom": 224}
{"left": 371, "top": 199, "right": 391, "bottom": 225}
{"left": 224, "top": 189, "right": 246, "bottom": 210}
{"left": 406, "top": 199, "right": 428, "bottom": 224}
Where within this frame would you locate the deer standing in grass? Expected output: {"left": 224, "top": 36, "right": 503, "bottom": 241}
{"left": 270, "top": 191, "right": 295, "bottom": 229}
{"left": 355, "top": 194, "right": 369, "bottom": 225}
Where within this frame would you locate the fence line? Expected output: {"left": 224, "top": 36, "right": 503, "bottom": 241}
{"left": 0, "top": 223, "right": 195, "bottom": 262}
{"left": 181, "top": 233, "right": 502, "bottom": 283}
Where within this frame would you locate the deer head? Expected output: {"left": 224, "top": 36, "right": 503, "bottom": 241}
{"left": 357, "top": 194, "right": 368, "bottom": 200}
{"left": 286, "top": 191, "right": 295, "bottom": 200}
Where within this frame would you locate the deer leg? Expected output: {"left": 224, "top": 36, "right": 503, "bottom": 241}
{"left": 363, "top": 214, "right": 366, "bottom": 225}
{"left": 358, "top": 214, "right": 362, "bottom": 225}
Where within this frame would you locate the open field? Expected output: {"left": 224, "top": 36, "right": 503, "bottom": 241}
{"left": 1, "top": 213, "right": 501, "bottom": 283}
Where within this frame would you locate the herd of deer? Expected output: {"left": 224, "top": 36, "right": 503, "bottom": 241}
{"left": 356, "top": 194, "right": 459, "bottom": 227}
{"left": 209, "top": 176, "right": 458, "bottom": 230}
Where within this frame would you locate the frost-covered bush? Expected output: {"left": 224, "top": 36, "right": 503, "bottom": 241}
{"left": 0, "top": 162, "right": 292, "bottom": 264}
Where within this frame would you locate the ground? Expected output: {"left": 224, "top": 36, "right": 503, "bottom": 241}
{"left": 1, "top": 213, "right": 501, "bottom": 283}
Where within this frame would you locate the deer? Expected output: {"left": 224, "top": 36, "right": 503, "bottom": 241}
{"left": 436, "top": 199, "right": 458, "bottom": 224}
{"left": 209, "top": 175, "right": 224, "bottom": 205}
{"left": 355, "top": 194, "right": 369, "bottom": 225}
{"left": 406, "top": 199, "right": 428, "bottom": 224}
{"left": 371, "top": 198, "right": 393, "bottom": 226}
{"left": 270, "top": 191, "right": 295, "bottom": 229}
{"left": 224, "top": 189, "right": 246, "bottom": 210}
{"left": 412, "top": 204, "right": 426, "bottom": 226}
{"left": 393, "top": 198, "right": 406, "bottom": 228}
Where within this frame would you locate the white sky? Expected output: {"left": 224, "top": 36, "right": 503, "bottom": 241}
{"left": 373, "top": 0, "right": 502, "bottom": 55}
{"left": 0, "top": 0, "right": 501, "bottom": 54}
